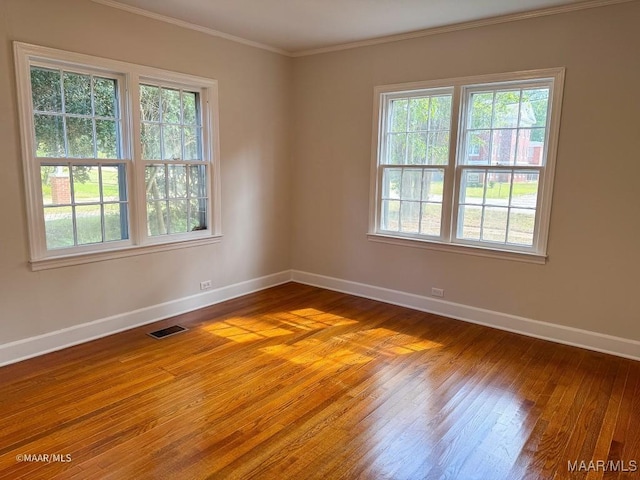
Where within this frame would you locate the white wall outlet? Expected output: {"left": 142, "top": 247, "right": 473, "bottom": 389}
{"left": 200, "top": 280, "right": 212, "bottom": 290}
{"left": 431, "top": 287, "right": 444, "bottom": 298}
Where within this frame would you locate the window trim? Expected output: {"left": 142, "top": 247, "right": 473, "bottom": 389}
{"left": 14, "top": 42, "right": 222, "bottom": 270}
{"left": 369, "top": 68, "right": 565, "bottom": 263}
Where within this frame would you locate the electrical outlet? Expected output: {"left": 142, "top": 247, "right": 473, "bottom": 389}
{"left": 200, "top": 280, "right": 212, "bottom": 290}
{"left": 431, "top": 287, "right": 444, "bottom": 298}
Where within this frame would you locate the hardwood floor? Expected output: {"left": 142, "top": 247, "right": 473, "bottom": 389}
{"left": 0, "top": 282, "right": 638, "bottom": 479}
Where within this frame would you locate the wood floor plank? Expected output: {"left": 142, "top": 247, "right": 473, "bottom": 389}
{"left": 0, "top": 282, "right": 638, "bottom": 480}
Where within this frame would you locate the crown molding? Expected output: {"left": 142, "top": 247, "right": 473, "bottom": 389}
{"left": 292, "top": 0, "right": 637, "bottom": 57}
{"left": 91, "top": 0, "right": 635, "bottom": 59}
{"left": 90, "top": 0, "right": 291, "bottom": 56}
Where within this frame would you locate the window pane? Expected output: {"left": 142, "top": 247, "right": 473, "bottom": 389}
{"left": 407, "top": 133, "right": 427, "bottom": 164}
{"left": 389, "top": 99, "right": 408, "bottom": 132}
{"left": 382, "top": 169, "right": 401, "bottom": 199}
{"left": 491, "top": 129, "right": 516, "bottom": 165}
{"left": 141, "top": 123, "right": 161, "bottom": 160}
{"left": 146, "top": 165, "right": 167, "bottom": 201}
{"left": 72, "top": 165, "right": 99, "bottom": 203}
{"left": 482, "top": 207, "right": 508, "bottom": 243}
{"left": 465, "top": 130, "right": 490, "bottom": 165}
{"left": 469, "top": 92, "right": 493, "bottom": 129}
{"left": 64, "top": 72, "right": 92, "bottom": 115}
{"left": 401, "top": 169, "right": 422, "bottom": 201}
{"left": 44, "top": 206, "right": 74, "bottom": 249}
{"left": 429, "top": 95, "right": 452, "bottom": 131}
{"left": 168, "top": 200, "right": 188, "bottom": 234}
{"left": 516, "top": 129, "right": 545, "bottom": 165}
{"left": 140, "top": 85, "right": 160, "bottom": 122}
{"left": 420, "top": 203, "right": 442, "bottom": 236}
{"left": 67, "top": 117, "right": 94, "bottom": 158}
{"left": 521, "top": 88, "right": 549, "bottom": 128}
{"left": 162, "top": 88, "right": 181, "bottom": 123}
{"left": 422, "top": 170, "right": 444, "bottom": 202}
{"left": 493, "top": 91, "right": 520, "bottom": 128}
{"left": 458, "top": 205, "right": 482, "bottom": 241}
{"left": 42, "top": 166, "right": 71, "bottom": 205}
{"left": 147, "top": 200, "right": 168, "bottom": 236}
{"left": 104, "top": 203, "right": 127, "bottom": 242}
{"left": 34, "top": 114, "right": 65, "bottom": 157}
{"left": 189, "top": 199, "right": 207, "bottom": 231}
{"left": 381, "top": 200, "right": 400, "bottom": 231}
{"left": 484, "top": 171, "right": 512, "bottom": 206}
{"left": 182, "top": 92, "right": 198, "bottom": 125}
{"left": 460, "top": 170, "right": 485, "bottom": 205}
{"left": 408, "top": 97, "right": 429, "bottom": 131}
{"left": 511, "top": 172, "right": 539, "bottom": 208}
{"left": 163, "top": 125, "right": 182, "bottom": 160}
{"left": 427, "top": 131, "right": 450, "bottom": 165}
{"left": 386, "top": 133, "right": 406, "bottom": 164}
{"left": 31, "top": 67, "right": 61, "bottom": 113}
{"left": 168, "top": 165, "right": 187, "bottom": 198}
{"left": 102, "top": 165, "right": 126, "bottom": 202}
{"left": 508, "top": 209, "right": 535, "bottom": 245}
{"left": 189, "top": 165, "right": 207, "bottom": 198}
{"left": 96, "top": 119, "right": 118, "bottom": 158}
{"left": 76, "top": 204, "right": 103, "bottom": 245}
{"left": 400, "top": 201, "right": 420, "bottom": 233}
{"left": 94, "top": 77, "right": 117, "bottom": 118}
{"left": 184, "top": 127, "right": 201, "bottom": 160}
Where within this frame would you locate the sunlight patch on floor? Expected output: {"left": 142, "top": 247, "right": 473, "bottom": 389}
{"left": 260, "top": 338, "right": 373, "bottom": 368}
{"left": 268, "top": 309, "right": 358, "bottom": 331}
{"left": 203, "top": 308, "right": 358, "bottom": 343}
{"left": 260, "top": 327, "right": 442, "bottom": 369}
{"left": 203, "top": 317, "right": 294, "bottom": 343}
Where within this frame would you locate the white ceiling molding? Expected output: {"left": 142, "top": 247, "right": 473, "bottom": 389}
{"left": 91, "top": 0, "right": 634, "bottom": 58}
{"left": 91, "top": 0, "right": 290, "bottom": 56}
{"left": 292, "top": 0, "right": 636, "bottom": 57}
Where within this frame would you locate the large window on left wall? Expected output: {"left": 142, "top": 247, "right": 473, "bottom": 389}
{"left": 14, "top": 43, "right": 221, "bottom": 270}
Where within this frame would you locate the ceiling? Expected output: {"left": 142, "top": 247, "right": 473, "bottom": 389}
{"left": 95, "top": 0, "right": 617, "bottom": 54}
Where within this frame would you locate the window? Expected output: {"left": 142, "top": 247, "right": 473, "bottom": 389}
{"left": 370, "top": 69, "right": 564, "bottom": 262}
{"left": 14, "top": 43, "right": 221, "bottom": 269}
{"left": 140, "top": 84, "right": 208, "bottom": 236}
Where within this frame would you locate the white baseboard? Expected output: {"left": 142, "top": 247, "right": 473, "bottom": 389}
{"left": 3, "top": 269, "right": 638, "bottom": 367}
{"left": 291, "top": 270, "right": 640, "bottom": 361}
{"left": 0, "top": 270, "right": 292, "bottom": 367}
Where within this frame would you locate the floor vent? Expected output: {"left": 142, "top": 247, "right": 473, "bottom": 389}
{"left": 147, "top": 325, "right": 187, "bottom": 339}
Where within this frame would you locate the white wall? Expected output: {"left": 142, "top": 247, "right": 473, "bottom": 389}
{"left": 0, "top": 0, "right": 292, "bottom": 345}
{"left": 291, "top": 2, "right": 640, "bottom": 341}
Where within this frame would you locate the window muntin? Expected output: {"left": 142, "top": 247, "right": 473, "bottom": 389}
{"left": 31, "top": 67, "right": 121, "bottom": 159}
{"left": 15, "top": 43, "right": 220, "bottom": 265}
{"left": 456, "top": 82, "right": 551, "bottom": 249}
{"left": 139, "top": 85, "right": 202, "bottom": 161}
{"left": 140, "top": 84, "right": 208, "bottom": 237}
{"left": 379, "top": 90, "right": 452, "bottom": 238}
{"left": 144, "top": 164, "right": 208, "bottom": 236}
{"left": 372, "top": 70, "right": 563, "bottom": 258}
{"left": 41, "top": 164, "right": 128, "bottom": 249}
{"left": 29, "top": 65, "right": 129, "bottom": 250}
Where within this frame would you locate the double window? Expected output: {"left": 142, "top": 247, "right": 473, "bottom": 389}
{"left": 14, "top": 43, "right": 221, "bottom": 269}
{"left": 370, "top": 69, "right": 564, "bottom": 262}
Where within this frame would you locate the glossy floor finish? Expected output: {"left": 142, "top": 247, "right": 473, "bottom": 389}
{"left": 0, "top": 283, "right": 638, "bottom": 479}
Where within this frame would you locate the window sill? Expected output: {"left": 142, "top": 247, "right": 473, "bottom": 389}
{"left": 367, "top": 233, "right": 547, "bottom": 264}
{"left": 29, "top": 235, "right": 223, "bottom": 271}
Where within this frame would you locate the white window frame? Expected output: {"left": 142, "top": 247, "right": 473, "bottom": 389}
{"left": 368, "top": 68, "right": 565, "bottom": 264}
{"left": 14, "top": 43, "right": 222, "bottom": 270}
